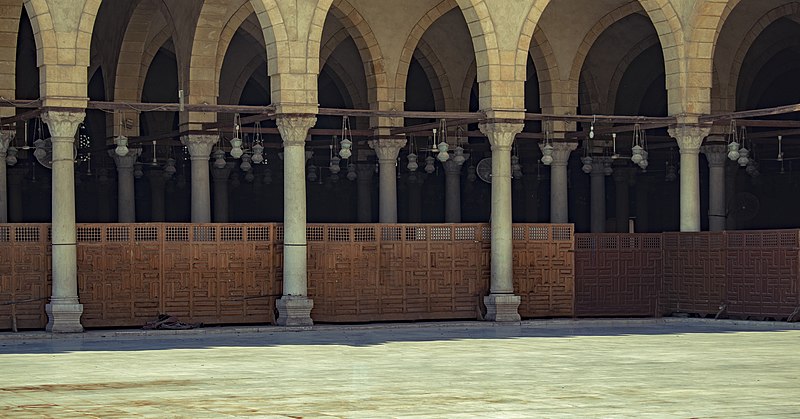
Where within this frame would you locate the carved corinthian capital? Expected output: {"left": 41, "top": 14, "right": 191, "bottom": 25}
{"left": 669, "top": 125, "right": 710, "bottom": 154}
{"left": 277, "top": 115, "right": 316, "bottom": 147}
{"left": 479, "top": 121, "right": 524, "bottom": 151}
{"left": 42, "top": 111, "right": 85, "bottom": 141}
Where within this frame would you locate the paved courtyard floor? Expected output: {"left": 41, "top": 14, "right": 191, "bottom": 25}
{"left": 0, "top": 319, "right": 799, "bottom": 418}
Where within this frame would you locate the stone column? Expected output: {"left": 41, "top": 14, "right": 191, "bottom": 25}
{"left": 42, "top": 110, "right": 84, "bottom": 333}
{"left": 7, "top": 166, "right": 24, "bottom": 222}
{"left": 635, "top": 175, "right": 649, "bottom": 233}
{"left": 589, "top": 158, "right": 607, "bottom": 233}
{"left": 614, "top": 168, "right": 631, "bottom": 233}
{"left": 369, "top": 139, "right": 406, "bottom": 223}
{"left": 702, "top": 144, "right": 727, "bottom": 232}
{"left": 0, "top": 130, "right": 11, "bottom": 222}
{"left": 725, "top": 160, "right": 738, "bottom": 230}
{"left": 276, "top": 115, "right": 316, "bottom": 326}
{"left": 181, "top": 135, "right": 217, "bottom": 223}
{"left": 523, "top": 165, "right": 539, "bottom": 222}
{"left": 356, "top": 163, "right": 374, "bottom": 223}
{"left": 443, "top": 159, "right": 465, "bottom": 223}
{"left": 109, "top": 149, "right": 142, "bottom": 223}
{"left": 407, "top": 173, "right": 422, "bottom": 222}
{"left": 147, "top": 169, "right": 166, "bottom": 222}
{"left": 669, "top": 126, "right": 710, "bottom": 232}
{"left": 542, "top": 143, "right": 577, "bottom": 223}
{"left": 479, "top": 121, "right": 524, "bottom": 322}
{"left": 211, "top": 162, "right": 234, "bottom": 223}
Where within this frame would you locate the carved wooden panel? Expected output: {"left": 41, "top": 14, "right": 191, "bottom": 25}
{"left": 513, "top": 225, "right": 575, "bottom": 318}
{"left": 724, "top": 231, "right": 799, "bottom": 319}
{"left": 575, "top": 234, "right": 661, "bottom": 317}
{"left": 662, "top": 232, "right": 727, "bottom": 316}
{"left": 0, "top": 225, "right": 50, "bottom": 330}
{"left": 76, "top": 224, "right": 279, "bottom": 328}
{"left": 307, "top": 225, "right": 489, "bottom": 322}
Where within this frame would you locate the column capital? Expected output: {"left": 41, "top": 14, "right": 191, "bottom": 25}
{"left": 211, "top": 162, "right": 235, "bottom": 181}
{"left": 108, "top": 148, "right": 142, "bottom": 169}
{"left": 542, "top": 142, "right": 577, "bottom": 167}
{"left": 42, "top": 110, "right": 84, "bottom": 140}
{"left": 668, "top": 125, "right": 710, "bottom": 154}
{"left": 1, "top": 130, "right": 13, "bottom": 155}
{"left": 589, "top": 156, "right": 611, "bottom": 176}
{"left": 479, "top": 121, "right": 524, "bottom": 151}
{"left": 702, "top": 144, "right": 728, "bottom": 167}
{"left": 181, "top": 135, "right": 217, "bottom": 159}
{"left": 369, "top": 139, "right": 406, "bottom": 161}
{"left": 443, "top": 158, "right": 464, "bottom": 175}
{"left": 277, "top": 114, "right": 316, "bottom": 147}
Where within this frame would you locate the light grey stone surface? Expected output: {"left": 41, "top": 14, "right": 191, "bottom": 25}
{"left": 1, "top": 319, "right": 799, "bottom": 417}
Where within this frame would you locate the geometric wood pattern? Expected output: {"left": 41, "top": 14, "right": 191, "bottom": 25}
{"left": 575, "top": 234, "right": 661, "bottom": 317}
{"left": 513, "top": 225, "right": 575, "bottom": 318}
{"left": 0, "top": 225, "right": 51, "bottom": 330}
{"left": 306, "top": 224, "right": 492, "bottom": 322}
{"left": 662, "top": 232, "right": 729, "bottom": 316}
{"left": 76, "top": 224, "right": 279, "bottom": 327}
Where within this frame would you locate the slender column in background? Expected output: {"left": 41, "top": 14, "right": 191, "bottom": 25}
{"left": 369, "top": 139, "right": 406, "bottom": 223}
{"left": 110, "top": 148, "right": 142, "bottom": 223}
{"left": 544, "top": 143, "right": 577, "bottom": 223}
{"left": 182, "top": 135, "right": 217, "bottom": 223}
{"left": 589, "top": 157, "right": 608, "bottom": 233}
{"left": 356, "top": 163, "right": 374, "bottom": 223}
{"left": 702, "top": 143, "right": 727, "bottom": 232}
{"left": 211, "top": 162, "right": 234, "bottom": 223}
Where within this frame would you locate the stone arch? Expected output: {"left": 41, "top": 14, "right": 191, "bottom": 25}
{"left": 735, "top": 36, "right": 800, "bottom": 110}
{"left": 320, "top": 57, "right": 364, "bottom": 109}
{"left": 395, "top": 0, "right": 458, "bottom": 106}
{"left": 606, "top": 34, "right": 662, "bottom": 112}
{"left": 413, "top": 38, "right": 454, "bottom": 111}
{"left": 325, "top": 0, "right": 388, "bottom": 107}
{"left": 689, "top": 0, "right": 740, "bottom": 114}
{"left": 635, "top": 0, "right": 685, "bottom": 115}
{"left": 187, "top": 0, "right": 286, "bottom": 124}
{"left": 228, "top": 56, "right": 269, "bottom": 105}
{"left": 0, "top": 0, "right": 24, "bottom": 118}
{"left": 720, "top": 2, "right": 800, "bottom": 112}
{"left": 567, "top": 3, "right": 647, "bottom": 104}
{"left": 528, "top": 27, "right": 560, "bottom": 112}
{"left": 459, "top": 57, "right": 477, "bottom": 112}
{"left": 319, "top": 26, "right": 350, "bottom": 69}
{"left": 113, "top": 1, "right": 176, "bottom": 135}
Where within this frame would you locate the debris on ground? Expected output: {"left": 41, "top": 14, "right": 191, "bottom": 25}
{"left": 143, "top": 314, "right": 203, "bottom": 330}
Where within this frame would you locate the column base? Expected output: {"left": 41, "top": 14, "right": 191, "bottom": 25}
{"left": 483, "top": 294, "right": 521, "bottom": 322}
{"left": 45, "top": 302, "right": 84, "bottom": 333}
{"left": 276, "top": 296, "right": 314, "bottom": 326}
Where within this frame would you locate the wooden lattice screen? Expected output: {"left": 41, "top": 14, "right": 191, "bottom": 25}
{"left": 0, "top": 223, "right": 574, "bottom": 329}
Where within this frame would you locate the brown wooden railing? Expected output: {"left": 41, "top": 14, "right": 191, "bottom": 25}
{"left": 0, "top": 223, "right": 574, "bottom": 329}
{"left": 575, "top": 230, "right": 800, "bottom": 320}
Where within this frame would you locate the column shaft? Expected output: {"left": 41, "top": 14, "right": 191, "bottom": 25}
{"left": 42, "top": 111, "right": 84, "bottom": 333}
{"left": 276, "top": 115, "right": 316, "bottom": 326}
{"left": 356, "top": 164, "right": 374, "bottom": 222}
{"left": 212, "top": 163, "right": 233, "bottom": 223}
{"left": 703, "top": 144, "right": 727, "bottom": 232}
{"left": 110, "top": 150, "right": 141, "bottom": 223}
{"left": 182, "top": 135, "right": 217, "bottom": 223}
{"left": 590, "top": 170, "right": 606, "bottom": 233}
{"left": 444, "top": 160, "right": 463, "bottom": 223}
{"left": 369, "top": 139, "right": 406, "bottom": 223}
{"left": 670, "top": 126, "right": 709, "bottom": 232}
{"left": 480, "top": 121, "right": 523, "bottom": 322}
{"left": 543, "top": 143, "right": 577, "bottom": 223}
{"left": 614, "top": 169, "right": 631, "bottom": 233}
